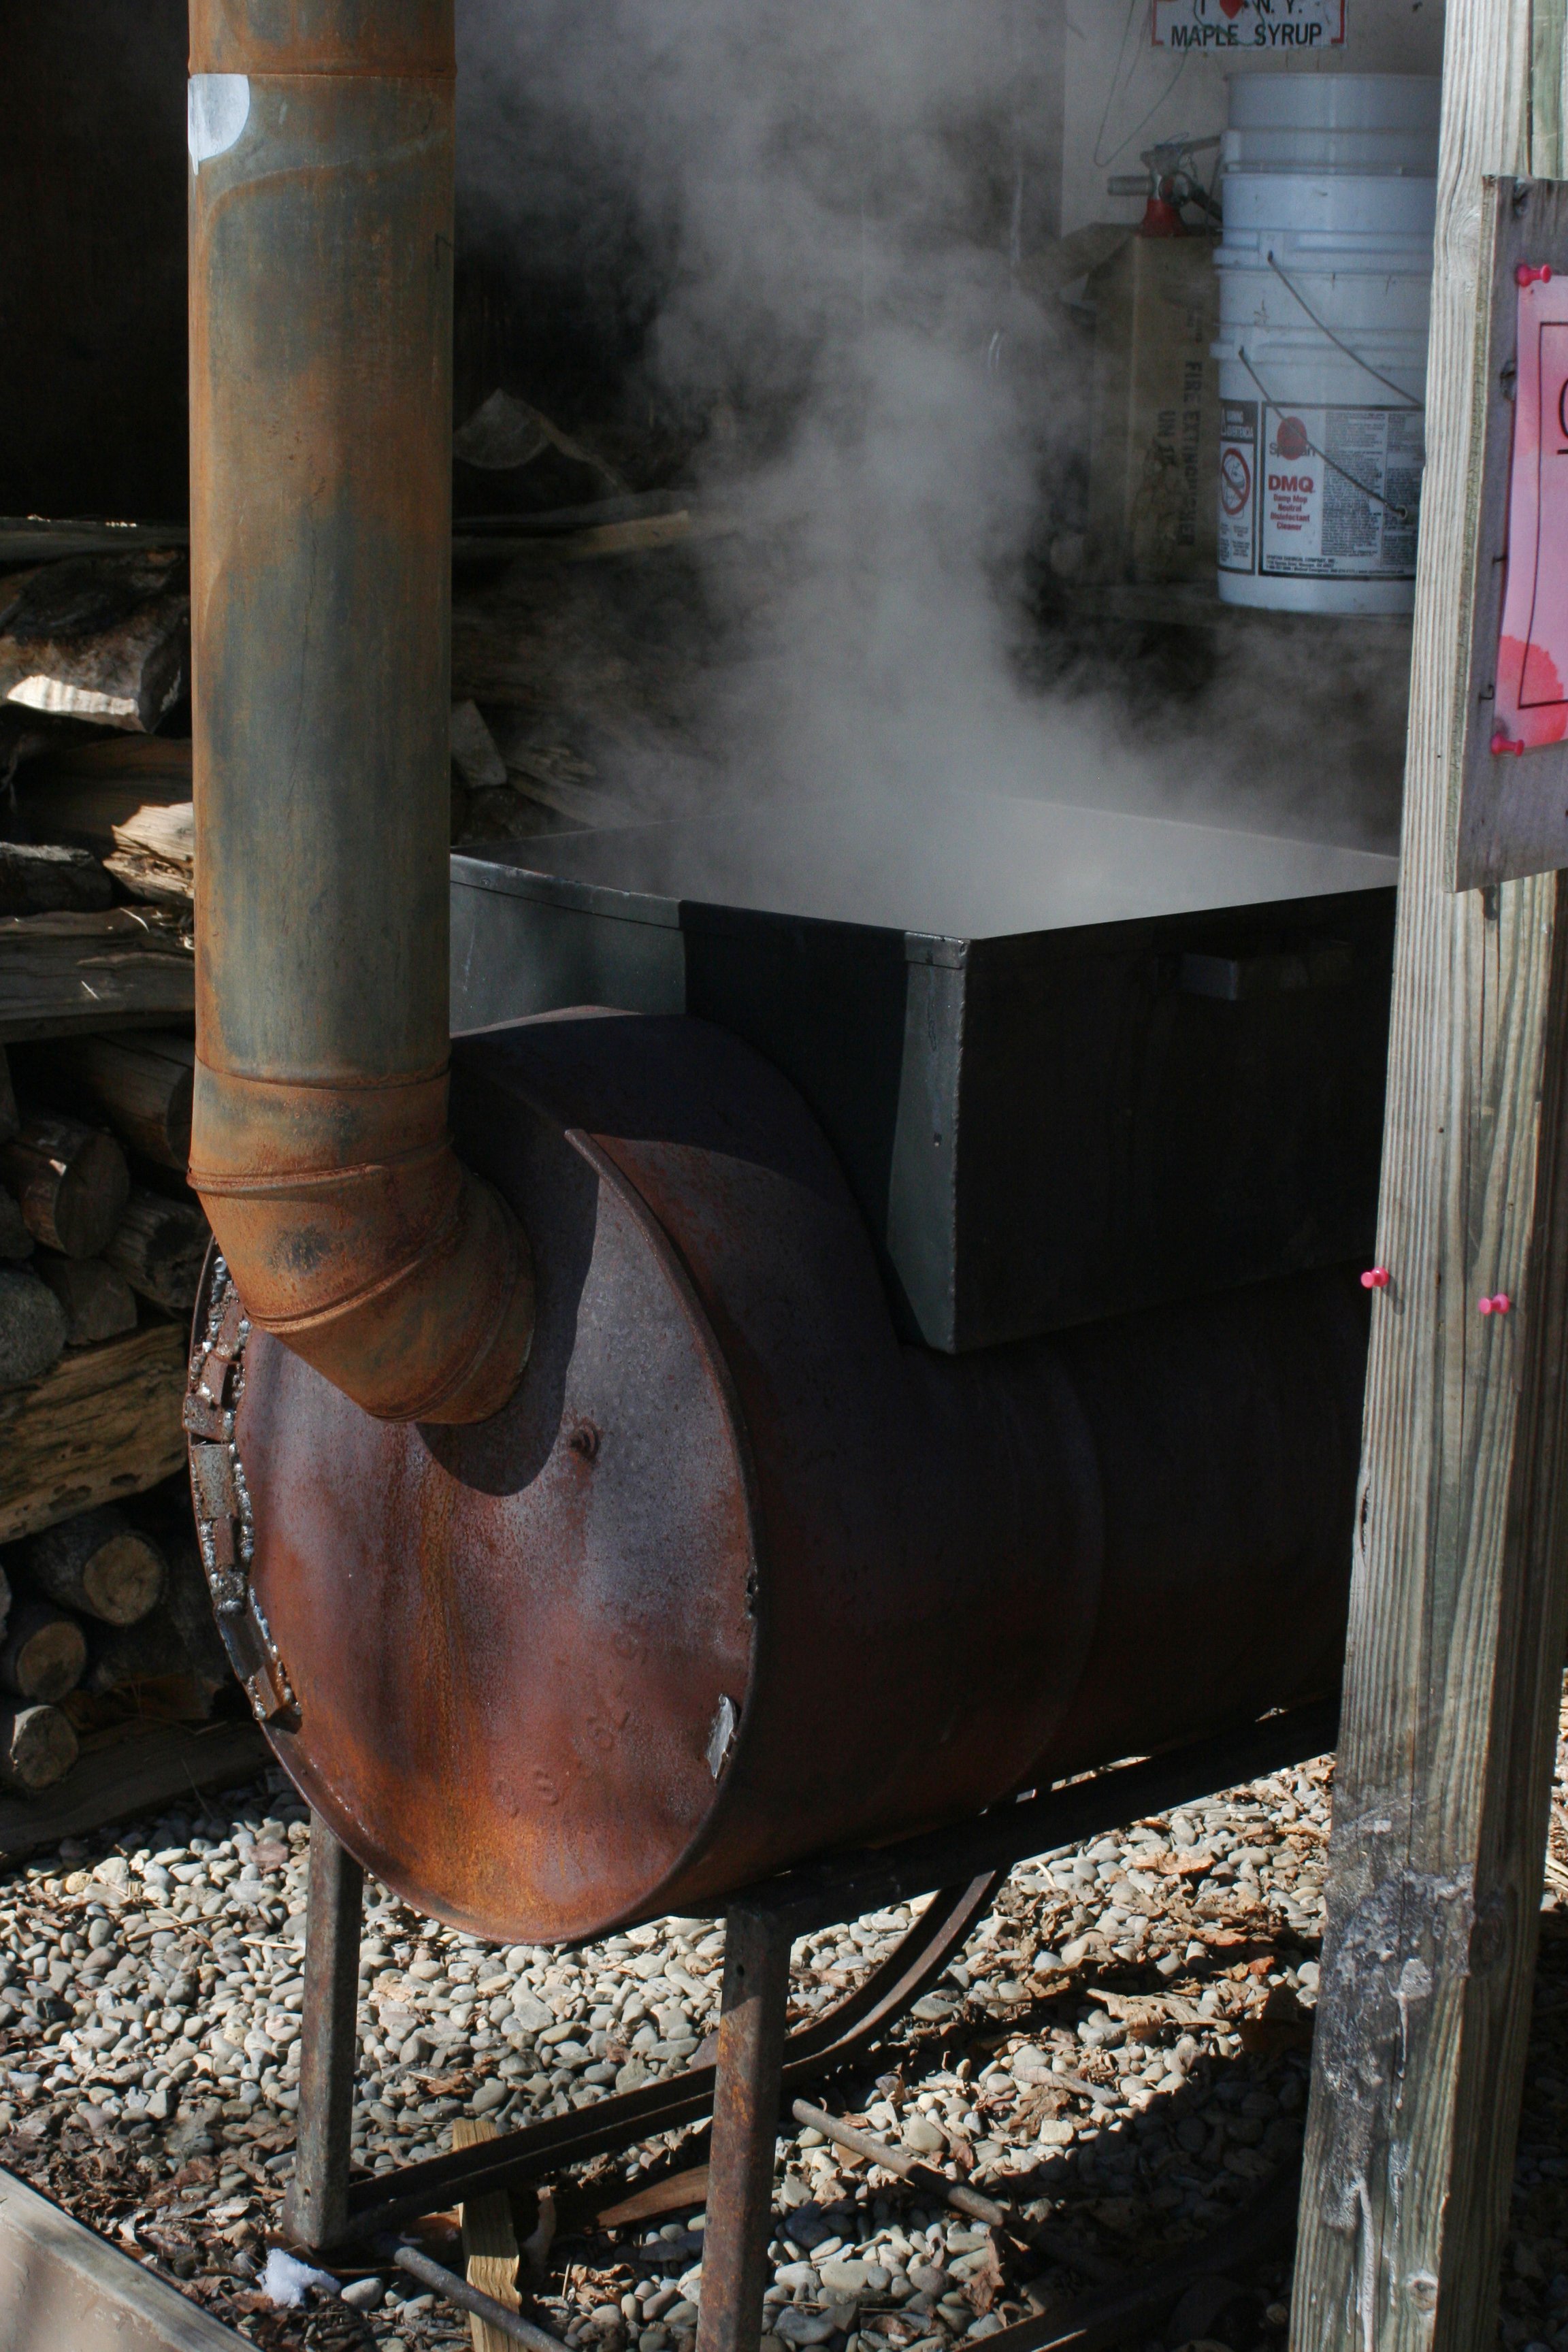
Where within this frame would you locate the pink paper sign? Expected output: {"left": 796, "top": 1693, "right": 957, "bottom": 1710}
{"left": 1495, "top": 266, "right": 1568, "bottom": 752}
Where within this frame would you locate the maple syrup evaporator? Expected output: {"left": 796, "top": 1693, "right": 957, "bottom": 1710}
{"left": 184, "top": 0, "right": 1399, "bottom": 1948}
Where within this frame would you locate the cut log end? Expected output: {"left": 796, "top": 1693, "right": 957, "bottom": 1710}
{"left": 33, "top": 1254, "right": 138, "bottom": 1347}
{"left": 0, "top": 1702, "right": 78, "bottom": 1793}
{"left": 105, "top": 1188, "right": 208, "bottom": 1315}
{"left": 15, "top": 1030, "right": 194, "bottom": 1168}
{"left": 22, "top": 1506, "right": 167, "bottom": 1627}
{"left": 80, "top": 1531, "right": 167, "bottom": 1627}
{"left": 0, "top": 1265, "right": 67, "bottom": 1390}
{"left": 1, "top": 1600, "right": 87, "bottom": 1705}
{"left": 1, "top": 1113, "right": 131, "bottom": 1260}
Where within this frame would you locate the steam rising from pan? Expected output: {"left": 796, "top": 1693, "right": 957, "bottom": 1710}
{"left": 456, "top": 0, "right": 1410, "bottom": 871}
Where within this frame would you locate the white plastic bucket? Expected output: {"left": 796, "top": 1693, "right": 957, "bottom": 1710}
{"left": 1221, "top": 70, "right": 1439, "bottom": 174}
{"left": 1211, "top": 74, "right": 1439, "bottom": 615}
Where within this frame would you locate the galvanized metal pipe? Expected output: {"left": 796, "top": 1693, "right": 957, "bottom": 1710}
{"left": 185, "top": 0, "right": 533, "bottom": 1422}
{"left": 390, "top": 2245, "right": 568, "bottom": 2352}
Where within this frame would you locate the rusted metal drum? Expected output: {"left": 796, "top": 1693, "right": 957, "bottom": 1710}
{"left": 188, "top": 1011, "right": 1365, "bottom": 1944}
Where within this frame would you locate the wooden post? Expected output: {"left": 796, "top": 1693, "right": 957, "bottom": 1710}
{"left": 1292, "top": 2, "right": 1568, "bottom": 2348}
{"left": 453, "top": 2116, "right": 525, "bottom": 2352}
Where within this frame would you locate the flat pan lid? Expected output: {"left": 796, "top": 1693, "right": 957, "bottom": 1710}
{"left": 454, "top": 789, "right": 1398, "bottom": 945}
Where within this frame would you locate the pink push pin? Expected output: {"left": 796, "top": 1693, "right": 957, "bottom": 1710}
{"left": 1518, "top": 263, "right": 1554, "bottom": 286}
{"left": 1361, "top": 1267, "right": 1391, "bottom": 1290}
{"left": 1493, "top": 732, "right": 1526, "bottom": 756}
{"left": 1479, "top": 1292, "right": 1513, "bottom": 1316}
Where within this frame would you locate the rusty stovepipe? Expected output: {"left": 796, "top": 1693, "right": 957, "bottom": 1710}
{"left": 185, "top": 0, "right": 534, "bottom": 1422}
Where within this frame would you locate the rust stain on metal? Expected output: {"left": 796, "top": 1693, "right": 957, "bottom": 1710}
{"left": 189, "top": 0, "right": 455, "bottom": 76}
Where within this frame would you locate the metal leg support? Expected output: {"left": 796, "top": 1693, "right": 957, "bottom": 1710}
{"left": 696, "top": 1903, "right": 794, "bottom": 2352}
{"left": 327, "top": 1700, "right": 1335, "bottom": 2248}
{"left": 282, "top": 1810, "right": 365, "bottom": 2251}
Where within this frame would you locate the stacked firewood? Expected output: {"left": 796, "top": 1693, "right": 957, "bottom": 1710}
{"left": 0, "top": 1036, "right": 207, "bottom": 1387}
{"left": 0, "top": 506, "right": 710, "bottom": 908}
{"left": 0, "top": 533, "right": 195, "bottom": 1039}
{"left": 0, "top": 1487, "right": 230, "bottom": 1798}
{"left": 0, "top": 1032, "right": 226, "bottom": 1810}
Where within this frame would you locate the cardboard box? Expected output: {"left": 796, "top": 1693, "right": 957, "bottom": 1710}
{"left": 1087, "top": 233, "right": 1220, "bottom": 583}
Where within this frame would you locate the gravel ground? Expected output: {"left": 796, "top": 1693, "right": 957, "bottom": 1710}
{"left": 3, "top": 1704, "right": 1567, "bottom": 2352}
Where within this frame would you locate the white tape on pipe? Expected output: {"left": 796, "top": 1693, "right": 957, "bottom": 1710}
{"left": 188, "top": 74, "right": 250, "bottom": 172}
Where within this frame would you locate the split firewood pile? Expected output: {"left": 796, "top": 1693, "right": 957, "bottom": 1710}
{"left": 0, "top": 1030, "right": 220, "bottom": 1805}
{"left": 0, "top": 1485, "right": 231, "bottom": 1805}
{"left": 0, "top": 536, "right": 196, "bottom": 1039}
{"left": 0, "top": 529, "right": 245, "bottom": 1821}
{"left": 0, "top": 504, "right": 717, "bottom": 927}
{"left": 0, "top": 451, "right": 722, "bottom": 1836}
{"left": 0, "top": 1034, "right": 206, "bottom": 1367}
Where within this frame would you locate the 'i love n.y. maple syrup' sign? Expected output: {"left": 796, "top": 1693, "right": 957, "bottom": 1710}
{"left": 1151, "top": 0, "right": 1343, "bottom": 48}
{"left": 1454, "top": 179, "right": 1568, "bottom": 888}
{"left": 1490, "top": 265, "right": 1568, "bottom": 751}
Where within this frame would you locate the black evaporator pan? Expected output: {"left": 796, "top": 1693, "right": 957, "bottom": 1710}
{"left": 451, "top": 793, "right": 1397, "bottom": 1351}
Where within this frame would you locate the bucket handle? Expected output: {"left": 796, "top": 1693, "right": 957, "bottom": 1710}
{"left": 1236, "top": 346, "right": 1416, "bottom": 525}
{"left": 1265, "top": 250, "right": 1424, "bottom": 410}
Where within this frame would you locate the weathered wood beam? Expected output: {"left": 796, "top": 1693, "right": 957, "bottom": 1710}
{"left": 0, "top": 908, "right": 193, "bottom": 1043}
{"left": 0, "top": 1323, "right": 187, "bottom": 1546}
{"left": 1292, "top": 1, "right": 1568, "bottom": 2347}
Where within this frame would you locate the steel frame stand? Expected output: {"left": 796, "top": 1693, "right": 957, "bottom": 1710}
{"left": 698, "top": 1905, "right": 794, "bottom": 2352}
{"left": 282, "top": 1814, "right": 364, "bottom": 2250}
{"left": 281, "top": 1699, "right": 1338, "bottom": 2352}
